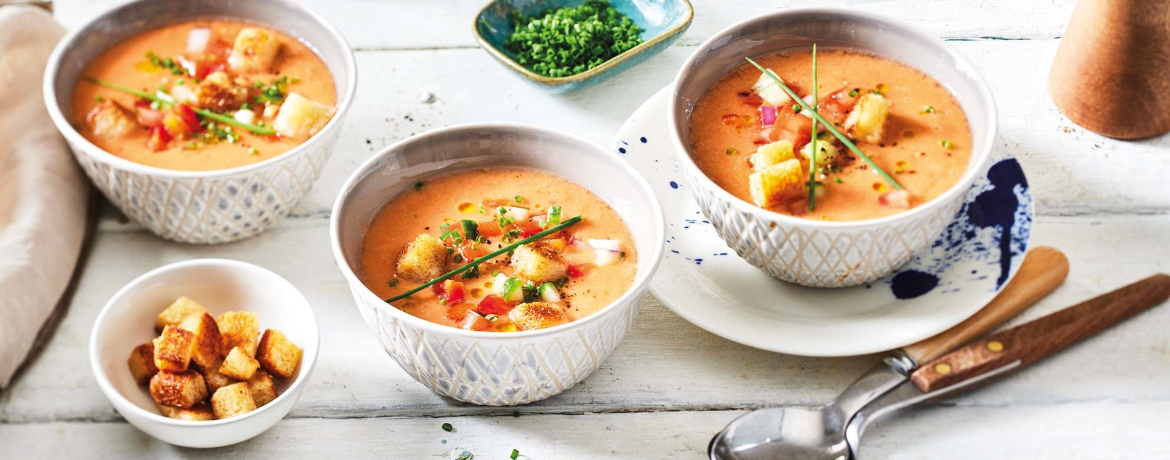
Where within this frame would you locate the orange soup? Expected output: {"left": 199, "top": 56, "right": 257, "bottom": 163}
{"left": 359, "top": 169, "right": 637, "bottom": 332}
{"left": 72, "top": 19, "right": 337, "bottom": 171}
{"left": 689, "top": 49, "right": 972, "bottom": 221}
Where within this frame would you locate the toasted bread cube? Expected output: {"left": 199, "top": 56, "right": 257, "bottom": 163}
{"left": 228, "top": 27, "right": 281, "bottom": 73}
{"left": 511, "top": 243, "right": 568, "bottom": 283}
{"left": 396, "top": 233, "right": 448, "bottom": 283}
{"left": 156, "top": 296, "right": 208, "bottom": 332}
{"left": 149, "top": 370, "right": 208, "bottom": 409}
{"left": 220, "top": 346, "right": 261, "bottom": 380}
{"left": 85, "top": 100, "right": 138, "bottom": 139}
{"left": 843, "top": 93, "right": 891, "bottom": 144}
{"left": 195, "top": 71, "right": 250, "bottom": 112}
{"left": 799, "top": 136, "right": 839, "bottom": 166}
{"left": 127, "top": 342, "right": 159, "bottom": 385}
{"left": 153, "top": 326, "right": 197, "bottom": 372}
{"left": 179, "top": 312, "right": 225, "bottom": 369}
{"left": 749, "top": 159, "right": 806, "bottom": 208}
{"left": 159, "top": 403, "right": 214, "bottom": 421}
{"left": 211, "top": 382, "right": 257, "bottom": 419}
{"left": 508, "top": 302, "right": 570, "bottom": 331}
{"left": 217, "top": 311, "right": 260, "bottom": 357}
{"left": 256, "top": 329, "right": 302, "bottom": 379}
{"left": 273, "top": 92, "right": 336, "bottom": 140}
{"left": 750, "top": 140, "right": 797, "bottom": 172}
{"left": 199, "top": 358, "right": 237, "bottom": 393}
{"left": 248, "top": 370, "right": 278, "bottom": 407}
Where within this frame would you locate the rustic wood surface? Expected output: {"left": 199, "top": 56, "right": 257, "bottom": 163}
{"left": 3, "top": 0, "right": 1169, "bottom": 458}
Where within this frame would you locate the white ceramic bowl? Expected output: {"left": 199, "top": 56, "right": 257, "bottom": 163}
{"left": 668, "top": 8, "right": 997, "bottom": 287}
{"left": 330, "top": 123, "right": 665, "bottom": 406}
{"left": 44, "top": 0, "right": 357, "bottom": 244}
{"left": 89, "top": 259, "right": 320, "bottom": 448}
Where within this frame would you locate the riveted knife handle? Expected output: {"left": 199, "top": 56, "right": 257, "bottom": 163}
{"left": 911, "top": 273, "right": 1170, "bottom": 393}
{"left": 902, "top": 246, "right": 1069, "bottom": 363}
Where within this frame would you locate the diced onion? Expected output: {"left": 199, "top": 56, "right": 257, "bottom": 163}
{"left": 263, "top": 103, "right": 279, "bottom": 118}
{"left": 587, "top": 239, "right": 621, "bottom": 251}
{"left": 488, "top": 273, "right": 508, "bottom": 295}
{"left": 760, "top": 106, "right": 777, "bottom": 126}
{"left": 499, "top": 206, "right": 529, "bottom": 221}
{"left": 170, "top": 85, "right": 197, "bottom": 104}
{"left": 594, "top": 249, "right": 621, "bottom": 266}
{"left": 186, "top": 28, "right": 212, "bottom": 53}
{"left": 234, "top": 109, "right": 256, "bottom": 125}
{"left": 799, "top": 95, "right": 817, "bottom": 119}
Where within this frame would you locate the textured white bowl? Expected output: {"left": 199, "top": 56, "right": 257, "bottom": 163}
{"left": 43, "top": 0, "right": 357, "bottom": 244}
{"left": 89, "top": 259, "right": 320, "bottom": 448}
{"left": 330, "top": 123, "right": 665, "bottom": 406}
{"left": 669, "top": 8, "right": 997, "bottom": 287}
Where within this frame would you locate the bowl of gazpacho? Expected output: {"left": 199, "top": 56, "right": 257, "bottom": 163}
{"left": 669, "top": 8, "right": 997, "bottom": 287}
{"left": 44, "top": 0, "right": 356, "bottom": 244}
{"left": 330, "top": 123, "right": 664, "bottom": 405}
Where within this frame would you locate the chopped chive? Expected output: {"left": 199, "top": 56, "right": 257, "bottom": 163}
{"left": 511, "top": 449, "right": 520, "bottom": 460}
{"left": 441, "top": 422, "right": 454, "bottom": 432}
{"left": 725, "top": 147, "right": 738, "bottom": 155}
{"left": 848, "top": 89, "right": 859, "bottom": 97}
{"left": 792, "top": 104, "right": 802, "bottom": 114}
{"left": 513, "top": 195, "right": 523, "bottom": 203}
{"left": 247, "top": 147, "right": 258, "bottom": 155}
{"left": 940, "top": 139, "right": 953, "bottom": 149}
{"left": 414, "top": 181, "right": 424, "bottom": 191}
{"left": 922, "top": 105, "right": 936, "bottom": 114}
{"left": 834, "top": 177, "right": 844, "bottom": 184}
{"left": 745, "top": 57, "right": 903, "bottom": 191}
{"left": 388, "top": 279, "right": 399, "bottom": 287}
{"left": 94, "top": 95, "right": 104, "bottom": 102}
{"left": 808, "top": 43, "right": 818, "bottom": 212}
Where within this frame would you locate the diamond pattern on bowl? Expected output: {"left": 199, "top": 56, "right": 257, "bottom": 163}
{"left": 66, "top": 130, "right": 336, "bottom": 244}
{"left": 353, "top": 291, "right": 643, "bottom": 406}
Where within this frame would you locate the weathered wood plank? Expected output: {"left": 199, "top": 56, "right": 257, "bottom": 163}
{"left": 4, "top": 215, "right": 1168, "bottom": 423}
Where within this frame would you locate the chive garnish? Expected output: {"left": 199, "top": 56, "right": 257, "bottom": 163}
{"left": 511, "top": 449, "right": 520, "bottom": 460}
{"left": 745, "top": 58, "right": 903, "bottom": 191}
{"left": 808, "top": 44, "right": 819, "bottom": 211}
{"left": 384, "top": 215, "right": 582, "bottom": 303}
{"left": 441, "top": 422, "right": 454, "bottom": 432}
{"left": 82, "top": 76, "right": 276, "bottom": 135}
{"left": 461, "top": 219, "right": 479, "bottom": 241}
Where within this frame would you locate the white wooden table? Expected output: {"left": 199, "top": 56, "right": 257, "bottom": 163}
{"left": 3, "top": 0, "right": 1169, "bottom": 458}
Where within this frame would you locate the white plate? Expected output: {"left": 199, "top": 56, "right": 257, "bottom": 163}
{"left": 613, "top": 87, "right": 1033, "bottom": 357}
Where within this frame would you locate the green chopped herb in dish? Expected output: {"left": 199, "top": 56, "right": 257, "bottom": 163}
{"left": 441, "top": 422, "right": 454, "bottom": 432}
{"left": 511, "top": 448, "right": 520, "bottom": 459}
{"left": 503, "top": 0, "right": 644, "bottom": 78}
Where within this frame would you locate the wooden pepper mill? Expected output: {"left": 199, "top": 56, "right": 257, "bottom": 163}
{"left": 1049, "top": 0, "right": 1170, "bottom": 139}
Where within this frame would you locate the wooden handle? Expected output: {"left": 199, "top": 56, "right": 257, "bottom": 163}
{"left": 911, "top": 273, "right": 1170, "bottom": 393}
{"left": 902, "top": 246, "right": 1070, "bottom": 363}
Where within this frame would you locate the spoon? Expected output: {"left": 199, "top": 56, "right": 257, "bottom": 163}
{"left": 709, "top": 247, "right": 1070, "bottom": 460}
{"left": 845, "top": 272, "right": 1170, "bottom": 458}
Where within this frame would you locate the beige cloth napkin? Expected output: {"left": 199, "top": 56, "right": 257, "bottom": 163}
{"left": 0, "top": 6, "right": 91, "bottom": 388}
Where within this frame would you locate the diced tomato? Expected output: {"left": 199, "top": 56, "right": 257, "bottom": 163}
{"left": 740, "top": 92, "right": 764, "bottom": 108}
{"left": 456, "top": 240, "right": 488, "bottom": 261}
{"left": 204, "top": 39, "right": 232, "bottom": 60}
{"left": 147, "top": 126, "right": 172, "bottom": 151}
{"left": 768, "top": 109, "right": 813, "bottom": 150}
{"left": 177, "top": 40, "right": 229, "bottom": 80}
{"left": 476, "top": 220, "right": 504, "bottom": 237}
{"left": 445, "top": 305, "right": 471, "bottom": 322}
{"left": 134, "top": 101, "right": 164, "bottom": 128}
{"left": 432, "top": 280, "right": 466, "bottom": 305}
{"left": 568, "top": 264, "right": 588, "bottom": 279}
{"left": 461, "top": 312, "right": 492, "bottom": 331}
{"left": 476, "top": 295, "right": 512, "bottom": 316}
{"left": 816, "top": 88, "right": 860, "bottom": 126}
{"left": 515, "top": 220, "right": 543, "bottom": 238}
{"left": 162, "top": 104, "right": 200, "bottom": 138}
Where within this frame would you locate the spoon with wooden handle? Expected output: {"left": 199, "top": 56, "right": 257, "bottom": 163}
{"left": 846, "top": 273, "right": 1170, "bottom": 458}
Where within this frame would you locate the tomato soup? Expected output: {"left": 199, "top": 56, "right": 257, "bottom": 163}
{"left": 689, "top": 49, "right": 972, "bottom": 221}
{"left": 359, "top": 169, "right": 637, "bottom": 332}
{"left": 71, "top": 20, "right": 337, "bottom": 171}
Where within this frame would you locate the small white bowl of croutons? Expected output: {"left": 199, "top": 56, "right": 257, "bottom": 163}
{"left": 89, "top": 259, "right": 319, "bottom": 448}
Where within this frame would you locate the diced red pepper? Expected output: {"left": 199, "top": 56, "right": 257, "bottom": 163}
{"left": 445, "top": 305, "right": 471, "bottom": 322}
{"left": 147, "top": 126, "right": 172, "bottom": 151}
{"left": 432, "top": 279, "right": 466, "bottom": 305}
{"left": 476, "top": 295, "right": 512, "bottom": 316}
{"left": 568, "top": 264, "right": 588, "bottom": 279}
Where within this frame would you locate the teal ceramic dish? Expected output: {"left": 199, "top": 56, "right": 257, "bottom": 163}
{"left": 474, "top": 0, "right": 693, "bottom": 93}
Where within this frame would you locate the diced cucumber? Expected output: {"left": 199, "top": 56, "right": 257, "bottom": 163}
{"left": 539, "top": 283, "right": 560, "bottom": 303}
{"left": 502, "top": 277, "right": 524, "bottom": 302}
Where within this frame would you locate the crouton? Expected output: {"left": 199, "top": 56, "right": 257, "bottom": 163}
{"left": 219, "top": 346, "right": 260, "bottom": 381}
{"left": 149, "top": 370, "right": 208, "bottom": 409}
{"left": 256, "top": 329, "right": 302, "bottom": 379}
{"left": 511, "top": 243, "right": 568, "bottom": 283}
{"left": 396, "top": 233, "right": 448, "bottom": 283}
{"left": 228, "top": 27, "right": 281, "bottom": 73}
{"left": 273, "top": 92, "right": 336, "bottom": 140}
{"left": 195, "top": 71, "right": 250, "bottom": 112}
{"left": 248, "top": 370, "right": 277, "bottom": 407}
{"left": 799, "top": 136, "right": 839, "bottom": 166}
{"left": 153, "top": 326, "right": 197, "bottom": 372}
{"left": 127, "top": 342, "right": 158, "bottom": 385}
{"left": 159, "top": 403, "right": 215, "bottom": 421}
{"left": 199, "top": 358, "right": 236, "bottom": 393}
{"left": 211, "top": 382, "right": 257, "bottom": 419}
{"left": 85, "top": 100, "right": 138, "bottom": 139}
{"left": 217, "top": 311, "right": 260, "bottom": 357}
{"left": 508, "top": 302, "right": 570, "bottom": 331}
{"left": 179, "top": 312, "right": 224, "bottom": 369}
{"left": 750, "top": 140, "right": 797, "bottom": 172}
{"left": 749, "top": 159, "right": 806, "bottom": 208}
{"left": 156, "top": 296, "right": 208, "bottom": 332}
{"left": 843, "top": 93, "right": 891, "bottom": 144}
